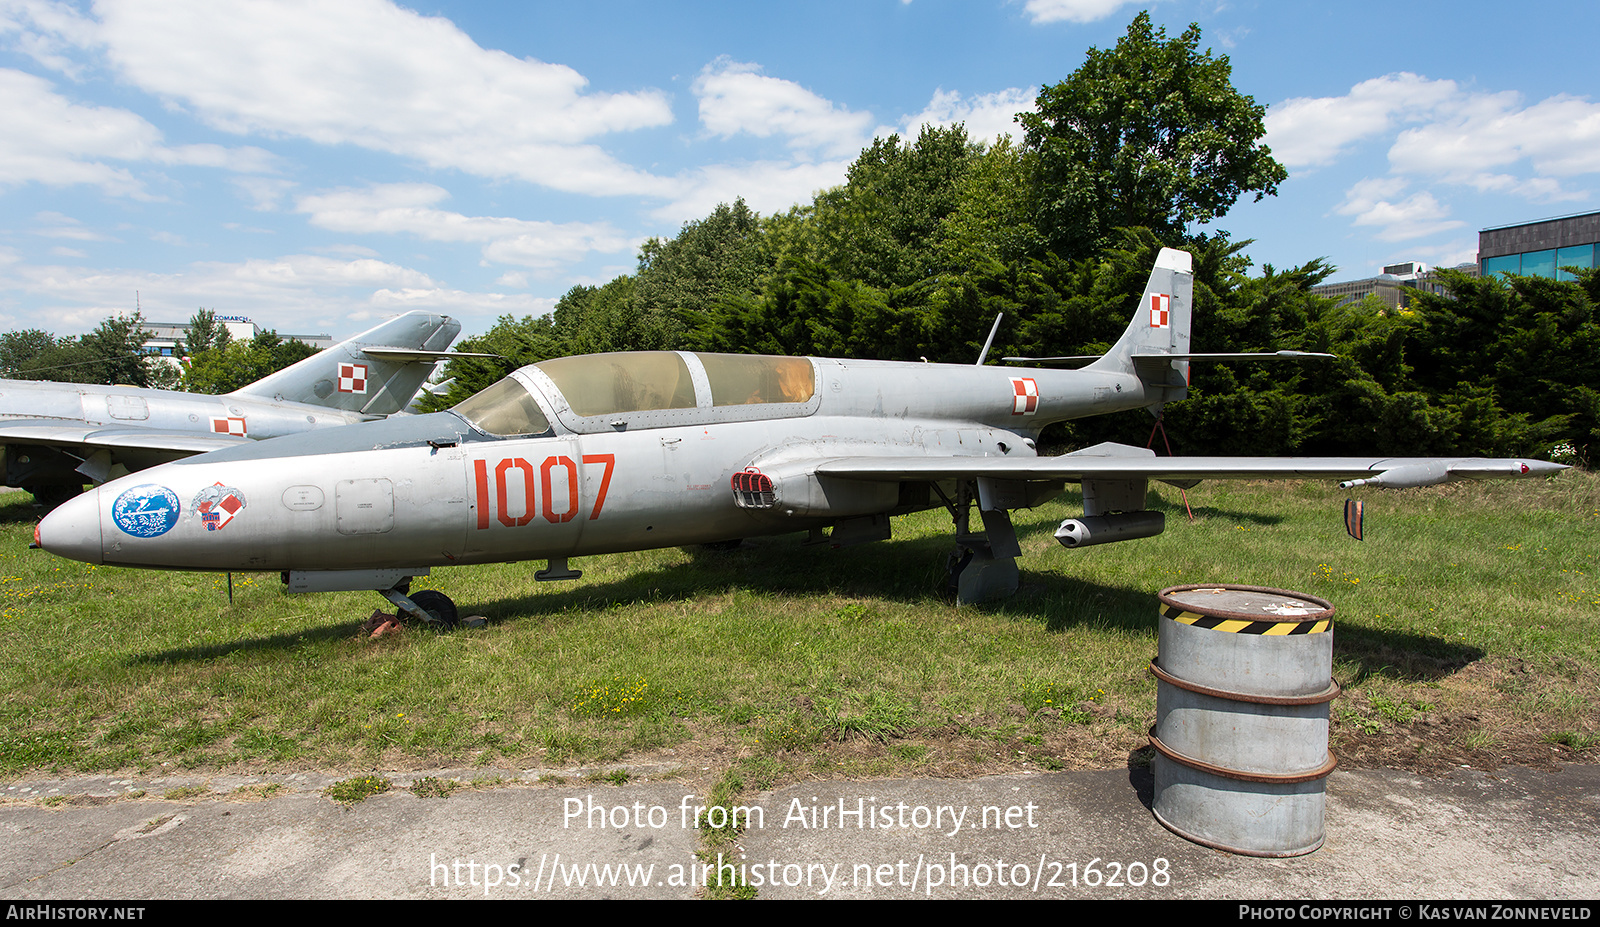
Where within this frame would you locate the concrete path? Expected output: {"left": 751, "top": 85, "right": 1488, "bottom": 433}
{"left": 2, "top": 763, "right": 1596, "bottom": 900}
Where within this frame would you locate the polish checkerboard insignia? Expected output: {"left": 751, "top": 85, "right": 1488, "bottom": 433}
{"left": 1009, "top": 376, "right": 1039, "bottom": 415}
{"left": 338, "top": 363, "right": 368, "bottom": 394}
{"left": 210, "top": 416, "right": 247, "bottom": 437}
{"left": 1150, "top": 293, "right": 1172, "bottom": 329}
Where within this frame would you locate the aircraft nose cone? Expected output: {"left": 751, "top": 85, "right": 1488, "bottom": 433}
{"left": 36, "top": 488, "right": 104, "bottom": 565}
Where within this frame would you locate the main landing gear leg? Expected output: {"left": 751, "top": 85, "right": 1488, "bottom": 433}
{"left": 941, "top": 481, "right": 1021, "bottom": 605}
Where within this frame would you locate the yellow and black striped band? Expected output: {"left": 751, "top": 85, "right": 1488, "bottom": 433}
{"left": 1161, "top": 605, "right": 1331, "bottom": 635}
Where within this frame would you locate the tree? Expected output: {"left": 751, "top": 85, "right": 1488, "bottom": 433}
{"left": 1018, "top": 12, "right": 1287, "bottom": 259}
{"left": 0, "top": 329, "right": 57, "bottom": 378}
{"left": 807, "top": 124, "right": 984, "bottom": 289}
{"left": 635, "top": 198, "right": 769, "bottom": 325}
{"left": 4, "top": 314, "right": 158, "bottom": 386}
{"left": 183, "top": 309, "right": 232, "bottom": 356}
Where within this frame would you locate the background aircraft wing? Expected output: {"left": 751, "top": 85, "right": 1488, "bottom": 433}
{"left": 0, "top": 420, "right": 251, "bottom": 456}
{"left": 813, "top": 442, "right": 1565, "bottom": 489}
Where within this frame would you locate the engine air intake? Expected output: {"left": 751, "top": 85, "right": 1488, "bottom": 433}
{"left": 731, "top": 469, "right": 775, "bottom": 509}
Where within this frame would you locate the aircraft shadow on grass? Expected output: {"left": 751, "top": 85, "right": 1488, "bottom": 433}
{"left": 127, "top": 526, "right": 1166, "bottom": 665}
{"left": 127, "top": 516, "right": 1481, "bottom": 678}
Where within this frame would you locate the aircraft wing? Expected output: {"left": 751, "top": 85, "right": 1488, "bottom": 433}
{"left": 0, "top": 419, "right": 251, "bottom": 455}
{"left": 813, "top": 442, "right": 1565, "bottom": 489}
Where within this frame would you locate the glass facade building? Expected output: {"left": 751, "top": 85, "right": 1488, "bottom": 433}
{"left": 1479, "top": 211, "right": 1600, "bottom": 281}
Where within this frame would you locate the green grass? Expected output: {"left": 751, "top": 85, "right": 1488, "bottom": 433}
{"left": 326, "top": 775, "right": 391, "bottom": 804}
{"left": 1, "top": 472, "right": 1597, "bottom": 780}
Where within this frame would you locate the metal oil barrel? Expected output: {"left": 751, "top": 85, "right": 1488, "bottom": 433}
{"left": 1149, "top": 584, "right": 1339, "bottom": 857}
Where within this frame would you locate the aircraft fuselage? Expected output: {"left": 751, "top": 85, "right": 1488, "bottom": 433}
{"left": 40, "top": 356, "right": 1151, "bottom": 573}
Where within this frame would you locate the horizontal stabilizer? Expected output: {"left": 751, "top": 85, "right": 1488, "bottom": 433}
{"left": 1006, "top": 350, "right": 1335, "bottom": 365}
{"left": 359, "top": 348, "right": 497, "bottom": 361}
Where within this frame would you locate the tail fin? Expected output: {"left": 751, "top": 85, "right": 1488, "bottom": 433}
{"left": 1087, "top": 247, "right": 1193, "bottom": 406}
{"left": 230, "top": 311, "right": 462, "bottom": 416}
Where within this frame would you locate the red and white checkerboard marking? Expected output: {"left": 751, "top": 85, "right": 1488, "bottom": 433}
{"left": 338, "top": 363, "right": 368, "bottom": 394}
{"left": 1150, "top": 293, "right": 1172, "bottom": 329}
{"left": 210, "top": 416, "right": 247, "bottom": 436}
{"left": 1009, "top": 376, "right": 1039, "bottom": 415}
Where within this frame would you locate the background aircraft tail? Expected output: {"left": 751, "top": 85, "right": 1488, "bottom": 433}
{"left": 1087, "top": 247, "right": 1194, "bottom": 407}
{"left": 231, "top": 311, "right": 462, "bottom": 416}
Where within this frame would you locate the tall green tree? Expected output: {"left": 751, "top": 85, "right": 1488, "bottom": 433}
{"left": 635, "top": 198, "right": 769, "bottom": 326}
{"left": 0, "top": 329, "right": 58, "bottom": 378}
{"left": 183, "top": 309, "right": 232, "bottom": 356}
{"left": 1018, "top": 12, "right": 1287, "bottom": 259}
{"left": 807, "top": 124, "right": 984, "bottom": 289}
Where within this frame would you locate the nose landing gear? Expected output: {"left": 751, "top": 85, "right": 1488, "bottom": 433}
{"left": 380, "top": 584, "right": 459, "bottom": 629}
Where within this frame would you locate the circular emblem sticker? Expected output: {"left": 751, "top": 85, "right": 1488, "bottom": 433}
{"left": 112, "top": 484, "right": 182, "bottom": 538}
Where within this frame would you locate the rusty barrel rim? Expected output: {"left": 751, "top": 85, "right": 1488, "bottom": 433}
{"left": 1158, "top": 584, "right": 1335, "bottom": 633}
{"left": 1149, "top": 659, "right": 1341, "bottom": 707}
{"left": 1148, "top": 728, "right": 1339, "bottom": 784}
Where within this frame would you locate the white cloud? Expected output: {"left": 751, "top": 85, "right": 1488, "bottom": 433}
{"left": 0, "top": 67, "right": 159, "bottom": 196}
{"left": 652, "top": 159, "right": 853, "bottom": 225}
{"left": 891, "top": 87, "right": 1036, "bottom": 146}
{"left": 1271, "top": 74, "right": 1600, "bottom": 199}
{"left": 1275, "top": 74, "right": 1600, "bottom": 248}
{"left": 1022, "top": 0, "right": 1148, "bottom": 25}
{"left": 693, "top": 58, "right": 874, "bottom": 158}
{"left": 232, "top": 176, "right": 296, "bottom": 211}
{"left": 1335, "top": 178, "right": 1464, "bottom": 243}
{"left": 0, "top": 249, "right": 548, "bottom": 335}
{"left": 296, "top": 183, "right": 633, "bottom": 273}
{"left": 368, "top": 287, "right": 555, "bottom": 319}
{"left": 93, "top": 0, "right": 676, "bottom": 197}
{"left": 1265, "top": 73, "right": 1460, "bottom": 170}
{"left": 1388, "top": 93, "right": 1600, "bottom": 193}
{"left": 31, "top": 210, "right": 114, "bottom": 241}
{"left": 0, "top": 67, "right": 278, "bottom": 197}
{"left": 0, "top": 0, "right": 100, "bottom": 77}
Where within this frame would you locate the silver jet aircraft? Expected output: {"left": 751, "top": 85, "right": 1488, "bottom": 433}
{"left": 35, "top": 249, "right": 1565, "bottom": 619}
{"left": 4, "top": 310, "right": 465, "bottom": 509}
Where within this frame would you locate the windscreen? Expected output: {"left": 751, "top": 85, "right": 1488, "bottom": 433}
{"left": 451, "top": 376, "right": 552, "bottom": 436}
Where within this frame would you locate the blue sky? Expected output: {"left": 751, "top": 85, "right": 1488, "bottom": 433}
{"left": 3, "top": 0, "right": 1597, "bottom": 341}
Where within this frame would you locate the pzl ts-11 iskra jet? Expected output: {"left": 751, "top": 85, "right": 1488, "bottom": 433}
{"left": 35, "top": 249, "right": 1565, "bottom": 620}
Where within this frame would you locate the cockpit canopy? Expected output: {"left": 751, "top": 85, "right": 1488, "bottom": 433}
{"left": 451, "top": 351, "right": 817, "bottom": 436}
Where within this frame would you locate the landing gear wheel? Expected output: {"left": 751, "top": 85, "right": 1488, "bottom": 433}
{"left": 944, "top": 546, "right": 976, "bottom": 601}
{"left": 409, "top": 590, "right": 459, "bottom": 629}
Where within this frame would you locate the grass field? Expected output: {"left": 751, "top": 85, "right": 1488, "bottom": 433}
{"left": 2, "top": 471, "right": 1596, "bottom": 789}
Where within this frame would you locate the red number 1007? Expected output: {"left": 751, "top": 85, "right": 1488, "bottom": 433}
{"left": 472, "top": 454, "right": 614, "bottom": 530}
